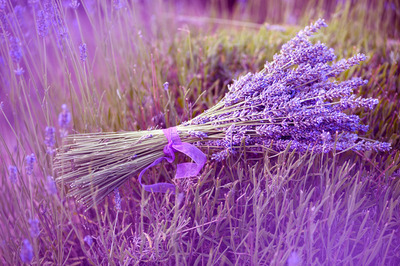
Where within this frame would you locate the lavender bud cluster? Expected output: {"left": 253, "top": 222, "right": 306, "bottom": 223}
{"left": 52, "top": 5, "right": 68, "bottom": 48}
{"left": 8, "top": 165, "right": 18, "bottom": 184}
{"left": 8, "top": 36, "right": 23, "bottom": 63}
{"left": 163, "top": 82, "right": 169, "bottom": 91}
{"left": 79, "top": 43, "right": 87, "bottom": 63}
{"left": 29, "top": 218, "right": 40, "bottom": 238}
{"left": 114, "top": 188, "right": 121, "bottom": 211}
{"left": 137, "top": 134, "right": 153, "bottom": 143}
{"left": 45, "top": 126, "right": 56, "bottom": 154}
{"left": 84, "top": 235, "right": 93, "bottom": 246}
{"left": 187, "top": 19, "right": 390, "bottom": 160}
{"left": 37, "top": 9, "right": 49, "bottom": 38}
{"left": 35, "top": 0, "right": 68, "bottom": 46}
{"left": 20, "top": 239, "right": 33, "bottom": 263}
{"left": 113, "top": 0, "right": 124, "bottom": 10}
{"left": 25, "top": 153, "right": 36, "bottom": 176}
{"left": 14, "top": 67, "right": 25, "bottom": 76}
{"left": 58, "top": 104, "right": 72, "bottom": 138}
{"left": 70, "top": 0, "right": 80, "bottom": 9}
{"left": 188, "top": 130, "right": 208, "bottom": 139}
{"left": 46, "top": 175, "right": 57, "bottom": 195}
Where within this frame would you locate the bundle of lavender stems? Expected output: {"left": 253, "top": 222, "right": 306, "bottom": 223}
{"left": 55, "top": 19, "right": 390, "bottom": 208}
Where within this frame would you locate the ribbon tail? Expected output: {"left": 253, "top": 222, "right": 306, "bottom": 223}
{"left": 142, "top": 183, "right": 176, "bottom": 194}
{"left": 138, "top": 157, "right": 176, "bottom": 194}
{"left": 173, "top": 142, "right": 207, "bottom": 179}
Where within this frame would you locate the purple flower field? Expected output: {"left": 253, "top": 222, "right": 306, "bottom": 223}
{"left": 1, "top": 0, "right": 399, "bottom": 265}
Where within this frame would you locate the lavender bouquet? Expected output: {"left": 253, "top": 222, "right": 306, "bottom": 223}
{"left": 55, "top": 19, "right": 390, "bottom": 208}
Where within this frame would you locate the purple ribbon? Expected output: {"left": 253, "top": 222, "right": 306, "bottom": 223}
{"left": 138, "top": 127, "right": 206, "bottom": 194}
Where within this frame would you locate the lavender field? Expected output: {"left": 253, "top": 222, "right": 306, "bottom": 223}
{"left": 1, "top": 0, "right": 399, "bottom": 265}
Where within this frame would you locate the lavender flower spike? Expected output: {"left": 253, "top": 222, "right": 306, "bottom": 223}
{"left": 330, "top": 53, "right": 367, "bottom": 76}
{"left": 163, "top": 82, "right": 169, "bottom": 91}
{"left": 70, "top": 0, "right": 80, "bottom": 9}
{"left": 58, "top": 104, "right": 72, "bottom": 138}
{"left": 14, "top": 67, "right": 25, "bottom": 76}
{"left": 288, "top": 251, "right": 301, "bottom": 266}
{"left": 45, "top": 126, "right": 56, "bottom": 154}
{"left": 20, "top": 239, "right": 33, "bottom": 263}
{"left": 29, "top": 218, "right": 40, "bottom": 238}
{"left": 84, "top": 235, "right": 93, "bottom": 246}
{"left": 79, "top": 43, "right": 87, "bottom": 63}
{"left": 37, "top": 10, "right": 49, "bottom": 38}
{"left": 8, "top": 165, "right": 18, "bottom": 184}
{"left": 46, "top": 176, "right": 57, "bottom": 195}
{"left": 114, "top": 188, "right": 121, "bottom": 210}
{"left": 25, "top": 153, "right": 36, "bottom": 176}
{"left": 9, "top": 36, "right": 23, "bottom": 63}
{"left": 114, "top": 0, "right": 124, "bottom": 10}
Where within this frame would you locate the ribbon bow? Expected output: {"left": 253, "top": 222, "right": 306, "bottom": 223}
{"left": 138, "top": 127, "right": 206, "bottom": 194}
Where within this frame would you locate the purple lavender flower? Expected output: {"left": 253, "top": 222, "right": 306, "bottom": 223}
{"left": 288, "top": 251, "right": 301, "bottom": 266}
{"left": 114, "top": 188, "right": 121, "bottom": 210}
{"left": 137, "top": 134, "right": 153, "bottom": 143}
{"left": 14, "top": 66, "right": 24, "bottom": 76}
{"left": 58, "top": 104, "right": 72, "bottom": 138}
{"left": 9, "top": 36, "right": 23, "bottom": 63}
{"left": 84, "top": 235, "right": 93, "bottom": 246}
{"left": 44, "top": 126, "right": 56, "bottom": 154}
{"left": 188, "top": 130, "right": 208, "bottom": 139}
{"left": 8, "top": 165, "right": 18, "bottom": 184}
{"left": 70, "top": 0, "right": 80, "bottom": 9}
{"left": 163, "top": 82, "right": 169, "bottom": 91}
{"left": 37, "top": 10, "right": 49, "bottom": 38}
{"left": 79, "top": 43, "right": 87, "bottom": 62}
{"left": 25, "top": 153, "right": 36, "bottom": 176}
{"left": 50, "top": 3, "right": 69, "bottom": 49}
{"left": 46, "top": 176, "right": 57, "bottom": 195}
{"left": 113, "top": 0, "right": 124, "bottom": 10}
{"left": 20, "top": 239, "right": 33, "bottom": 263}
{"left": 12, "top": 5, "right": 25, "bottom": 25}
{"left": 188, "top": 19, "right": 390, "bottom": 158}
{"left": 320, "top": 131, "right": 331, "bottom": 142}
{"left": 29, "top": 219, "right": 40, "bottom": 238}
{"left": 211, "top": 149, "right": 230, "bottom": 162}
{"left": 265, "top": 19, "right": 328, "bottom": 73}
{"left": 330, "top": 53, "right": 367, "bottom": 76}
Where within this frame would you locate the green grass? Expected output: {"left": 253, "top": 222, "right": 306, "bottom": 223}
{"left": 0, "top": 0, "right": 399, "bottom": 265}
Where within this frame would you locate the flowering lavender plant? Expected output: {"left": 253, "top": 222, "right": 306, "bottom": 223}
{"left": 83, "top": 235, "right": 93, "bottom": 247}
{"left": 44, "top": 126, "right": 56, "bottom": 154}
{"left": 28, "top": 218, "right": 40, "bottom": 238}
{"left": 55, "top": 19, "right": 390, "bottom": 208}
{"left": 79, "top": 43, "right": 87, "bottom": 63}
{"left": 46, "top": 175, "right": 57, "bottom": 195}
{"left": 58, "top": 104, "right": 72, "bottom": 138}
{"left": 20, "top": 239, "right": 33, "bottom": 263}
{"left": 8, "top": 165, "right": 18, "bottom": 184}
{"left": 25, "top": 153, "right": 36, "bottom": 176}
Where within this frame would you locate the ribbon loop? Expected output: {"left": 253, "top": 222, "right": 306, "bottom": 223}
{"left": 138, "top": 127, "right": 207, "bottom": 194}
